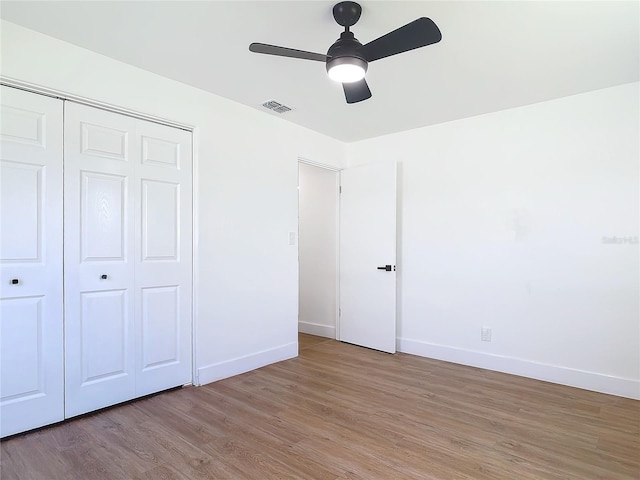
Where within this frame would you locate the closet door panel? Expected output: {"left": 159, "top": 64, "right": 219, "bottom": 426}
{"left": 80, "top": 289, "right": 129, "bottom": 382}
{"left": 64, "top": 103, "right": 137, "bottom": 418}
{"left": 141, "top": 286, "right": 179, "bottom": 369}
{"left": 1, "top": 298, "right": 44, "bottom": 398}
{"left": 1, "top": 162, "right": 42, "bottom": 260}
{"left": 135, "top": 121, "right": 192, "bottom": 396}
{"left": 141, "top": 179, "right": 179, "bottom": 261}
{"left": 81, "top": 172, "right": 127, "bottom": 261}
{"left": 0, "top": 86, "right": 64, "bottom": 437}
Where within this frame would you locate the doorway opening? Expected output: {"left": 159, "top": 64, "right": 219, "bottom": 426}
{"left": 298, "top": 160, "right": 340, "bottom": 340}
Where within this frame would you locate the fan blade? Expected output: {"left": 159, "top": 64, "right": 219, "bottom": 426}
{"left": 249, "top": 43, "right": 328, "bottom": 62}
{"left": 361, "top": 18, "right": 442, "bottom": 62}
{"left": 343, "top": 79, "right": 372, "bottom": 104}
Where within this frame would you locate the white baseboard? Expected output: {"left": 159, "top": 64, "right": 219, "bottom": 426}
{"left": 298, "top": 321, "right": 336, "bottom": 339}
{"left": 398, "top": 337, "right": 640, "bottom": 400}
{"left": 197, "top": 342, "right": 297, "bottom": 386}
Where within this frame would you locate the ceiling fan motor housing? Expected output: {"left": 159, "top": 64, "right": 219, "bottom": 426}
{"left": 332, "top": 1, "right": 362, "bottom": 27}
{"left": 326, "top": 31, "right": 368, "bottom": 75}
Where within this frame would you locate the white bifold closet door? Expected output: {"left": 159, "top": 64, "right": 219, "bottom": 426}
{"left": 64, "top": 103, "right": 193, "bottom": 418}
{"left": 0, "top": 86, "right": 64, "bottom": 437}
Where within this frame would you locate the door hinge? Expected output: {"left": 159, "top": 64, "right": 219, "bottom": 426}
{"left": 339, "top": 186, "right": 342, "bottom": 194}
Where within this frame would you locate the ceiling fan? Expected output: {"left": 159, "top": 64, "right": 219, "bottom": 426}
{"left": 249, "top": 1, "right": 442, "bottom": 104}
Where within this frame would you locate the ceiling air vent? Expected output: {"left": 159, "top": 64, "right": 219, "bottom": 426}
{"left": 262, "top": 100, "right": 293, "bottom": 114}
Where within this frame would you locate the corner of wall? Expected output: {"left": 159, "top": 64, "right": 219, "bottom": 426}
{"left": 197, "top": 341, "right": 298, "bottom": 386}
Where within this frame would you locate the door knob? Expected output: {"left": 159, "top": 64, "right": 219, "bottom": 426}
{"left": 377, "top": 265, "right": 394, "bottom": 272}
{"left": 100, "top": 274, "right": 108, "bottom": 280}
{"left": 11, "top": 278, "right": 19, "bottom": 285}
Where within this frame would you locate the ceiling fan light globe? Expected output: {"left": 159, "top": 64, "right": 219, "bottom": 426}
{"left": 328, "top": 63, "right": 366, "bottom": 83}
{"left": 326, "top": 56, "right": 367, "bottom": 83}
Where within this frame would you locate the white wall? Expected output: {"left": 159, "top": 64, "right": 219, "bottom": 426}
{"left": 298, "top": 163, "right": 338, "bottom": 338}
{"left": 0, "top": 21, "right": 346, "bottom": 384}
{"left": 348, "top": 83, "right": 640, "bottom": 399}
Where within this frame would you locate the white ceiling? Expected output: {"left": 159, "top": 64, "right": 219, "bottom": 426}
{"left": 2, "top": 1, "right": 638, "bottom": 142}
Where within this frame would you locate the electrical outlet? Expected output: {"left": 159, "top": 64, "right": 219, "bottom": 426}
{"left": 481, "top": 327, "right": 492, "bottom": 342}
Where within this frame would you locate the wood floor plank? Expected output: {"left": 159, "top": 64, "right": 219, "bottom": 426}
{"left": 1, "top": 333, "right": 638, "bottom": 479}
{"left": 135, "top": 420, "right": 251, "bottom": 479}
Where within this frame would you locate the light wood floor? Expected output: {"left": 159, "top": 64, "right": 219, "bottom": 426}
{"left": 1, "top": 334, "right": 638, "bottom": 479}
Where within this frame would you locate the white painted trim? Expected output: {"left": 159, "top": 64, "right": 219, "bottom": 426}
{"left": 337, "top": 169, "right": 345, "bottom": 343}
{"left": 335, "top": 170, "right": 341, "bottom": 341}
{"left": 398, "top": 337, "right": 640, "bottom": 400}
{"left": 298, "top": 157, "right": 342, "bottom": 172}
{"left": 1, "top": 76, "right": 194, "bottom": 131}
{"left": 395, "top": 162, "right": 403, "bottom": 352}
{"left": 298, "top": 321, "right": 337, "bottom": 339}
{"left": 191, "top": 128, "right": 200, "bottom": 385}
{"left": 197, "top": 342, "right": 298, "bottom": 385}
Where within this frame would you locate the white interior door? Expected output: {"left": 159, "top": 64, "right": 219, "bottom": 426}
{"left": 64, "top": 102, "right": 193, "bottom": 417}
{"left": 339, "top": 160, "right": 397, "bottom": 353}
{"left": 64, "top": 103, "right": 137, "bottom": 417}
{"left": 0, "top": 86, "right": 64, "bottom": 436}
{"left": 134, "top": 120, "right": 192, "bottom": 396}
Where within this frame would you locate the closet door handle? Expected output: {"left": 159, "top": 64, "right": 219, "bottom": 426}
{"left": 100, "top": 274, "right": 108, "bottom": 280}
{"left": 11, "top": 278, "right": 19, "bottom": 285}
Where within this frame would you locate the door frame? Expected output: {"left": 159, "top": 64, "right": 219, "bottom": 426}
{"left": 0, "top": 77, "right": 199, "bottom": 386}
{"left": 298, "top": 157, "right": 341, "bottom": 340}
